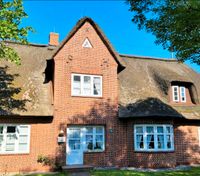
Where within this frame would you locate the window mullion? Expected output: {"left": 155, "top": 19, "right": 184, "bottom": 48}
{"left": 164, "top": 126, "right": 167, "bottom": 150}
{"left": 91, "top": 76, "right": 93, "bottom": 96}
{"left": 81, "top": 75, "right": 83, "bottom": 95}
{"left": 154, "top": 126, "right": 157, "bottom": 150}
{"left": 143, "top": 126, "right": 147, "bottom": 150}
{"left": 93, "top": 127, "right": 95, "bottom": 150}
{"left": 2, "top": 125, "right": 6, "bottom": 153}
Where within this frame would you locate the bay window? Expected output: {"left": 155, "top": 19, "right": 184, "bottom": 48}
{"left": 71, "top": 74, "right": 102, "bottom": 97}
{"left": 0, "top": 125, "right": 30, "bottom": 154}
{"left": 134, "top": 125, "right": 174, "bottom": 151}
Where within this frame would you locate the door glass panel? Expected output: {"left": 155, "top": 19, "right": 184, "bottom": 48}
{"left": 69, "top": 140, "right": 80, "bottom": 150}
{"left": 68, "top": 129, "right": 80, "bottom": 138}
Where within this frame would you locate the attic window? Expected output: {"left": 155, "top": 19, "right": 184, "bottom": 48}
{"left": 172, "top": 85, "right": 186, "bottom": 102}
{"left": 82, "top": 38, "right": 92, "bottom": 48}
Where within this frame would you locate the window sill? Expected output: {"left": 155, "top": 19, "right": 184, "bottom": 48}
{"left": 0, "top": 152, "right": 30, "bottom": 156}
{"left": 71, "top": 95, "right": 103, "bottom": 99}
{"left": 84, "top": 150, "right": 105, "bottom": 153}
{"left": 134, "top": 150, "right": 174, "bottom": 153}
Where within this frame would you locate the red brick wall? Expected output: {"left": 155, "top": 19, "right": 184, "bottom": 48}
{"left": 126, "top": 119, "right": 176, "bottom": 168}
{"left": 0, "top": 118, "right": 57, "bottom": 173}
{"left": 174, "top": 124, "right": 200, "bottom": 165}
{"left": 53, "top": 21, "right": 124, "bottom": 167}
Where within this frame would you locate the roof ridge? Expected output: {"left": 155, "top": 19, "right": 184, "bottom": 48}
{"left": 119, "top": 53, "right": 178, "bottom": 62}
{"left": 4, "top": 40, "right": 49, "bottom": 47}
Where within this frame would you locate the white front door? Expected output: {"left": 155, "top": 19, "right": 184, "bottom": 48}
{"left": 66, "top": 127, "right": 83, "bottom": 165}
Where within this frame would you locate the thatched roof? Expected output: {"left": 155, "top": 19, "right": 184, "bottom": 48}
{"left": 1, "top": 17, "right": 199, "bottom": 121}
{"left": 0, "top": 42, "right": 54, "bottom": 116}
{"left": 118, "top": 54, "right": 200, "bottom": 120}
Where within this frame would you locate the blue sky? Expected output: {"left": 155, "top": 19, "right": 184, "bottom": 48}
{"left": 22, "top": 1, "right": 199, "bottom": 73}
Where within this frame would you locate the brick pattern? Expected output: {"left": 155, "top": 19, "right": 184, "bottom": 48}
{"left": 1, "top": 20, "right": 200, "bottom": 173}
{"left": 174, "top": 124, "right": 200, "bottom": 165}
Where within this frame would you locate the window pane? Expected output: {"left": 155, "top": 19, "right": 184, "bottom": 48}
{"left": 6, "top": 144, "right": 15, "bottom": 151}
{"left": 94, "top": 142, "right": 103, "bottom": 150}
{"left": 136, "top": 127, "right": 143, "bottom": 133}
{"left": 96, "top": 127, "right": 103, "bottom": 134}
{"left": 86, "top": 135, "right": 93, "bottom": 150}
{"left": 6, "top": 134, "right": 16, "bottom": 143}
{"left": 157, "top": 135, "right": 164, "bottom": 149}
{"left": 166, "top": 127, "right": 171, "bottom": 133}
{"left": 0, "top": 126, "right": 3, "bottom": 134}
{"left": 19, "top": 126, "right": 29, "bottom": 134}
{"left": 74, "top": 76, "right": 80, "bottom": 82}
{"left": 69, "top": 140, "right": 80, "bottom": 150}
{"left": 93, "top": 77, "right": 101, "bottom": 95}
{"left": 86, "top": 127, "right": 93, "bottom": 134}
{"left": 19, "top": 143, "right": 28, "bottom": 152}
{"left": 0, "top": 135, "right": 3, "bottom": 151}
{"left": 157, "top": 126, "right": 164, "bottom": 133}
{"left": 73, "top": 75, "right": 81, "bottom": 95}
{"left": 68, "top": 129, "right": 80, "bottom": 138}
{"left": 83, "top": 76, "right": 91, "bottom": 95}
{"left": 147, "top": 135, "right": 154, "bottom": 149}
{"left": 7, "top": 126, "right": 16, "bottom": 133}
{"left": 136, "top": 135, "right": 144, "bottom": 149}
{"left": 95, "top": 135, "right": 103, "bottom": 142}
{"left": 19, "top": 135, "right": 28, "bottom": 143}
{"left": 167, "top": 135, "right": 172, "bottom": 149}
{"left": 146, "top": 126, "right": 153, "bottom": 133}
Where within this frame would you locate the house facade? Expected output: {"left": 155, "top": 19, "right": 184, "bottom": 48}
{"left": 0, "top": 17, "right": 200, "bottom": 173}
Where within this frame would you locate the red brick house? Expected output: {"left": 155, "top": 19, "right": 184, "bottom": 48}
{"left": 0, "top": 17, "right": 200, "bottom": 173}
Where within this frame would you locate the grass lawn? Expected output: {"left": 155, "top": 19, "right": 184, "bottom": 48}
{"left": 91, "top": 167, "right": 200, "bottom": 176}
{"left": 27, "top": 167, "right": 200, "bottom": 176}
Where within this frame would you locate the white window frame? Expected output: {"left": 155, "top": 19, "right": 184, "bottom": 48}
{"left": 71, "top": 73, "right": 102, "bottom": 97}
{"left": 172, "top": 86, "right": 179, "bottom": 102}
{"left": 85, "top": 126, "right": 105, "bottom": 152}
{"left": 180, "top": 86, "right": 186, "bottom": 102}
{"left": 134, "top": 124, "right": 174, "bottom": 152}
{"left": 0, "top": 124, "right": 30, "bottom": 154}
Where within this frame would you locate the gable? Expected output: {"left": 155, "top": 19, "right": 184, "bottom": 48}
{"left": 52, "top": 17, "right": 125, "bottom": 69}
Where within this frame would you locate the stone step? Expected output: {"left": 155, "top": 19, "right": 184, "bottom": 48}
{"left": 62, "top": 165, "right": 93, "bottom": 175}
